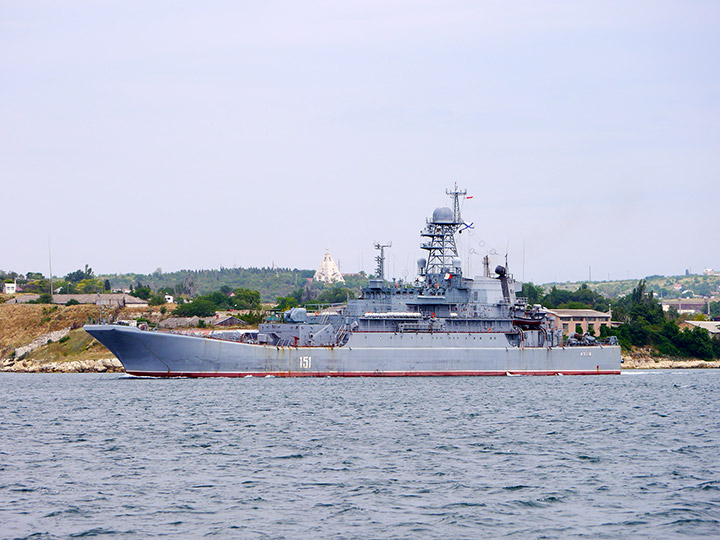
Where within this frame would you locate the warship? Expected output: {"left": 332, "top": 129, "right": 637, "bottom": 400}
{"left": 84, "top": 186, "right": 621, "bottom": 377}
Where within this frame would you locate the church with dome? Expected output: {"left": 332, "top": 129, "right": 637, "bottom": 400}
{"left": 313, "top": 250, "right": 345, "bottom": 284}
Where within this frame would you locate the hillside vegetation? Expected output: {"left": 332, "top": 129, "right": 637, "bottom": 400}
{"left": 100, "top": 267, "right": 370, "bottom": 302}
{"left": 544, "top": 274, "right": 720, "bottom": 299}
{"left": 22, "top": 329, "right": 112, "bottom": 363}
{"left": 0, "top": 304, "right": 103, "bottom": 354}
{"left": 99, "top": 268, "right": 720, "bottom": 302}
{"left": 0, "top": 304, "right": 167, "bottom": 362}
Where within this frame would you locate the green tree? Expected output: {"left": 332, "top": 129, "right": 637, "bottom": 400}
{"left": 307, "top": 286, "right": 354, "bottom": 306}
{"left": 149, "top": 293, "right": 166, "bottom": 306}
{"left": 65, "top": 269, "right": 86, "bottom": 283}
{"left": 133, "top": 284, "right": 152, "bottom": 300}
{"left": 22, "top": 279, "right": 50, "bottom": 294}
{"left": 173, "top": 298, "right": 216, "bottom": 317}
{"left": 521, "top": 282, "right": 544, "bottom": 305}
{"left": 65, "top": 265, "right": 94, "bottom": 283}
{"left": 275, "top": 296, "right": 298, "bottom": 311}
{"left": 76, "top": 278, "right": 103, "bottom": 293}
{"left": 239, "top": 311, "right": 266, "bottom": 325}
{"left": 542, "top": 284, "right": 609, "bottom": 311}
{"left": 677, "top": 326, "right": 715, "bottom": 360}
{"left": 232, "top": 288, "right": 261, "bottom": 309}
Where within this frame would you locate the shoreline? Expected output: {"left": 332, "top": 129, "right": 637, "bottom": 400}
{"left": 621, "top": 357, "right": 719, "bottom": 370}
{"left": 1, "top": 358, "right": 124, "bottom": 373}
{"left": 2, "top": 357, "right": 718, "bottom": 373}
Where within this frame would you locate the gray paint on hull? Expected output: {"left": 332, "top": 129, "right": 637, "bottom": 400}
{"left": 84, "top": 325, "right": 621, "bottom": 376}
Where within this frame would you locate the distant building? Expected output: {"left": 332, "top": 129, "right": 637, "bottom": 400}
{"left": 164, "top": 295, "right": 174, "bottom": 304}
{"left": 679, "top": 320, "right": 720, "bottom": 339}
{"left": 661, "top": 298, "right": 712, "bottom": 315}
{"left": 159, "top": 314, "right": 246, "bottom": 329}
{"left": 205, "top": 315, "right": 245, "bottom": 327}
{"left": 545, "top": 309, "right": 612, "bottom": 336}
{"left": 160, "top": 317, "right": 200, "bottom": 329}
{"left": 4, "top": 293, "right": 149, "bottom": 306}
{"left": 4, "top": 294, "right": 39, "bottom": 304}
{"left": 3, "top": 281, "right": 16, "bottom": 294}
{"left": 51, "top": 293, "right": 149, "bottom": 307}
{"left": 313, "top": 249, "right": 345, "bottom": 284}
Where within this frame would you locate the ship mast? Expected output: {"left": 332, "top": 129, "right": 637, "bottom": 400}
{"left": 420, "top": 184, "right": 467, "bottom": 287}
{"left": 374, "top": 242, "right": 391, "bottom": 281}
{"left": 447, "top": 182, "right": 466, "bottom": 224}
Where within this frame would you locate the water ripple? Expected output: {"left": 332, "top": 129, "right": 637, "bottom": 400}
{"left": 1, "top": 371, "right": 720, "bottom": 539}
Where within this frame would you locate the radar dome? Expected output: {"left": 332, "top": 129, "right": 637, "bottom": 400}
{"left": 432, "top": 207, "right": 453, "bottom": 223}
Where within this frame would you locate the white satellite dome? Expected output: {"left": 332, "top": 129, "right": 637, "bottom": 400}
{"left": 432, "top": 207, "right": 453, "bottom": 223}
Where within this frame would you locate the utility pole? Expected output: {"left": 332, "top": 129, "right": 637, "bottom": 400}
{"left": 48, "top": 236, "right": 53, "bottom": 302}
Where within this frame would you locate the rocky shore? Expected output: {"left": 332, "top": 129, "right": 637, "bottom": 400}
{"left": 621, "top": 346, "right": 719, "bottom": 369}
{"left": 621, "top": 356, "right": 719, "bottom": 369}
{"left": 1, "top": 357, "right": 125, "bottom": 373}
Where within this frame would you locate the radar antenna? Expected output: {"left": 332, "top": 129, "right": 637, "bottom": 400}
{"left": 446, "top": 182, "right": 467, "bottom": 224}
{"left": 374, "top": 242, "right": 391, "bottom": 281}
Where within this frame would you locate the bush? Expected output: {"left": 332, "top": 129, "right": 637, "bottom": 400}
{"left": 232, "top": 288, "right": 262, "bottom": 309}
{"left": 677, "top": 327, "right": 715, "bottom": 360}
{"left": 65, "top": 299, "right": 80, "bottom": 306}
{"left": 133, "top": 285, "right": 152, "bottom": 300}
{"left": 275, "top": 296, "right": 298, "bottom": 311}
{"left": 173, "top": 298, "right": 216, "bottom": 318}
{"left": 149, "top": 293, "right": 166, "bottom": 306}
{"left": 239, "top": 311, "right": 266, "bottom": 325}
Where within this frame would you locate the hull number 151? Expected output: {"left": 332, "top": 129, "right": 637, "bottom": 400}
{"left": 299, "top": 356, "right": 312, "bottom": 368}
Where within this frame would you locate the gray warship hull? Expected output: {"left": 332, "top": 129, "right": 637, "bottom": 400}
{"left": 86, "top": 185, "right": 623, "bottom": 377}
{"left": 84, "top": 325, "right": 621, "bottom": 377}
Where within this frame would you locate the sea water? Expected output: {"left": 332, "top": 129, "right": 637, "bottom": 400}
{"left": 1, "top": 371, "right": 719, "bottom": 539}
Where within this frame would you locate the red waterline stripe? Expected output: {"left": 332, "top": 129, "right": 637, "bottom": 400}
{"left": 126, "top": 370, "right": 621, "bottom": 378}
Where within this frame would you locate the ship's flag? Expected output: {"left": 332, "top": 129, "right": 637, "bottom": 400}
{"left": 467, "top": 195, "right": 473, "bottom": 199}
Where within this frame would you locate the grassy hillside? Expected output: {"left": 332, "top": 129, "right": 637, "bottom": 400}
{"left": 0, "top": 304, "right": 167, "bottom": 361}
{"left": 0, "top": 304, "right": 103, "bottom": 354}
{"left": 542, "top": 274, "right": 720, "bottom": 299}
{"left": 99, "top": 267, "right": 369, "bottom": 302}
{"left": 23, "top": 328, "right": 112, "bottom": 363}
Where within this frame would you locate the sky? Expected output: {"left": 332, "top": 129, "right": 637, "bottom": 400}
{"left": 2, "top": 1, "right": 718, "bottom": 285}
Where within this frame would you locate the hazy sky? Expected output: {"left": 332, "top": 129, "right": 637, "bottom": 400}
{"left": 2, "top": 1, "right": 718, "bottom": 284}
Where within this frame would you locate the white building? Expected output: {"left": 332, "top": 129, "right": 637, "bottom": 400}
{"left": 313, "top": 250, "right": 345, "bottom": 284}
{"left": 3, "top": 281, "right": 17, "bottom": 294}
